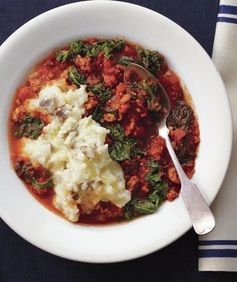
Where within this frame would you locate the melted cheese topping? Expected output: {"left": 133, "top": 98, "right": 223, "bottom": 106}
{"left": 23, "top": 84, "right": 131, "bottom": 222}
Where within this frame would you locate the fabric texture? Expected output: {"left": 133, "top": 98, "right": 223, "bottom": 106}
{"left": 198, "top": 0, "right": 237, "bottom": 272}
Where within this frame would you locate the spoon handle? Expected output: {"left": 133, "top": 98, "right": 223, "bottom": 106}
{"left": 159, "top": 126, "right": 215, "bottom": 235}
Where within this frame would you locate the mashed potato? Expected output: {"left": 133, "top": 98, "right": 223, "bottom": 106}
{"left": 23, "top": 84, "right": 131, "bottom": 222}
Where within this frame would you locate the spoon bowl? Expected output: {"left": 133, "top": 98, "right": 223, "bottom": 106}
{"left": 124, "top": 63, "right": 171, "bottom": 127}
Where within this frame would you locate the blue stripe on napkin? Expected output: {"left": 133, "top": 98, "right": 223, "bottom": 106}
{"left": 217, "top": 17, "right": 237, "bottom": 24}
{"left": 199, "top": 249, "right": 237, "bottom": 258}
{"left": 199, "top": 241, "right": 237, "bottom": 258}
{"left": 199, "top": 240, "right": 237, "bottom": 245}
{"left": 219, "top": 5, "right": 237, "bottom": 15}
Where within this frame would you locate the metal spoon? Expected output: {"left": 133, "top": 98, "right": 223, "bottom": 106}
{"left": 124, "top": 63, "right": 215, "bottom": 235}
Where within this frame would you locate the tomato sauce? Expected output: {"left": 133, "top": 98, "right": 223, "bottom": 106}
{"left": 9, "top": 38, "right": 200, "bottom": 224}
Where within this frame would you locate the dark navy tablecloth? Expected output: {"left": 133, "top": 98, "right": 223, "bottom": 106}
{"left": 1, "top": 1, "right": 237, "bottom": 281}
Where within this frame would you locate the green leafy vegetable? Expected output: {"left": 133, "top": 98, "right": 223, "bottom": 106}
{"left": 146, "top": 172, "right": 161, "bottom": 185}
{"left": 108, "top": 124, "right": 140, "bottom": 161}
{"left": 124, "top": 187, "right": 167, "bottom": 220}
{"left": 70, "top": 40, "right": 88, "bottom": 56}
{"left": 15, "top": 159, "right": 34, "bottom": 182}
{"left": 137, "top": 48, "right": 163, "bottom": 75}
{"left": 56, "top": 39, "right": 125, "bottom": 62}
{"left": 68, "top": 66, "right": 86, "bottom": 86}
{"left": 124, "top": 200, "right": 135, "bottom": 220}
{"left": 56, "top": 50, "right": 72, "bottom": 62}
{"left": 140, "top": 81, "right": 162, "bottom": 113}
{"left": 109, "top": 124, "right": 124, "bottom": 141}
{"left": 99, "top": 39, "right": 125, "bottom": 58}
{"left": 14, "top": 159, "right": 53, "bottom": 190}
{"left": 124, "top": 160, "right": 168, "bottom": 220}
{"left": 89, "top": 84, "right": 112, "bottom": 122}
{"left": 147, "top": 159, "right": 160, "bottom": 170}
{"left": 146, "top": 160, "right": 168, "bottom": 200}
{"left": 31, "top": 177, "right": 53, "bottom": 189}
{"left": 124, "top": 191, "right": 160, "bottom": 219}
{"left": 118, "top": 48, "right": 163, "bottom": 75}
{"left": 117, "top": 56, "right": 136, "bottom": 66}
{"left": 85, "top": 39, "right": 125, "bottom": 58}
{"left": 92, "top": 106, "right": 104, "bottom": 122}
{"left": 146, "top": 160, "right": 161, "bottom": 186}
{"left": 89, "top": 83, "right": 112, "bottom": 103}
{"left": 56, "top": 40, "right": 87, "bottom": 62}
{"left": 109, "top": 138, "right": 137, "bottom": 161}
{"left": 14, "top": 115, "right": 44, "bottom": 139}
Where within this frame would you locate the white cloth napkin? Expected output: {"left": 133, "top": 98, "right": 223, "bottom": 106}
{"left": 198, "top": 0, "right": 237, "bottom": 272}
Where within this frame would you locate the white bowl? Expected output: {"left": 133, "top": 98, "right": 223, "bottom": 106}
{"left": 0, "top": 1, "right": 232, "bottom": 263}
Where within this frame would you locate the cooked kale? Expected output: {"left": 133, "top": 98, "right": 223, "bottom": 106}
{"left": 109, "top": 124, "right": 125, "bottom": 141}
{"left": 14, "top": 159, "right": 53, "bottom": 190}
{"left": 14, "top": 115, "right": 44, "bottom": 139}
{"left": 88, "top": 39, "right": 125, "bottom": 58}
{"left": 31, "top": 177, "right": 53, "bottom": 189}
{"left": 146, "top": 161, "right": 161, "bottom": 186}
{"left": 108, "top": 124, "right": 140, "bottom": 161}
{"left": 109, "top": 138, "right": 137, "bottom": 161}
{"left": 56, "top": 40, "right": 88, "bottom": 62}
{"left": 124, "top": 189, "right": 163, "bottom": 219}
{"left": 118, "top": 56, "right": 136, "bottom": 66}
{"left": 89, "top": 83, "right": 112, "bottom": 103}
{"left": 124, "top": 160, "right": 168, "bottom": 219}
{"left": 15, "top": 159, "right": 34, "bottom": 183}
{"left": 118, "top": 47, "right": 163, "bottom": 76}
{"left": 92, "top": 106, "right": 104, "bottom": 122}
{"left": 137, "top": 48, "right": 163, "bottom": 75}
{"left": 140, "top": 81, "right": 162, "bottom": 113}
{"left": 68, "top": 66, "right": 86, "bottom": 86}
{"left": 56, "top": 39, "right": 125, "bottom": 62}
{"left": 89, "top": 84, "right": 112, "bottom": 123}
{"left": 55, "top": 49, "right": 72, "bottom": 62}
{"left": 146, "top": 160, "right": 168, "bottom": 200}
{"left": 70, "top": 40, "right": 88, "bottom": 57}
